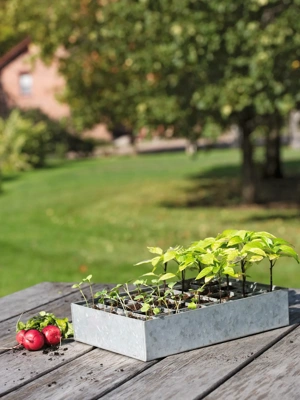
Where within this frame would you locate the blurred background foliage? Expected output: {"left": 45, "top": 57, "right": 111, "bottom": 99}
{"left": 0, "top": 0, "right": 300, "bottom": 294}
{"left": 2, "top": 0, "right": 300, "bottom": 202}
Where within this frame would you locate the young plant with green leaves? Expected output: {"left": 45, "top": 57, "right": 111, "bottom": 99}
{"left": 72, "top": 274, "right": 94, "bottom": 308}
{"left": 135, "top": 246, "right": 182, "bottom": 291}
{"left": 216, "top": 230, "right": 300, "bottom": 296}
{"left": 251, "top": 231, "right": 300, "bottom": 291}
{"left": 73, "top": 230, "right": 299, "bottom": 319}
{"left": 195, "top": 247, "right": 240, "bottom": 302}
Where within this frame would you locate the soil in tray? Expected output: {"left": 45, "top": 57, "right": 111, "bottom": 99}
{"left": 125, "top": 302, "right": 143, "bottom": 312}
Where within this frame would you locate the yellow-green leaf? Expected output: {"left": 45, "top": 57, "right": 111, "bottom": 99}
{"left": 248, "top": 255, "right": 264, "bottom": 263}
{"left": 196, "top": 266, "right": 213, "bottom": 280}
{"left": 199, "top": 253, "right": 214, "bottom": 265}
{"left": 158, "top": 273, "right": 177, "bottom": 281}
{"left": 147, "top": 246, "right": 163, "bottom": 255}
{"left": 163, "top": 250, "right": 177, "bottom": 263}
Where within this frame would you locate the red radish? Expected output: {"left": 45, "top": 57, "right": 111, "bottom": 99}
{"left": 16, "top": 329, "right": 26, "bottom": 345}
{"left": 42, "top": 325, "right": 61, "bottom": 346}
{"left": 23, "top": 329, "right": 45, "bottom": 351}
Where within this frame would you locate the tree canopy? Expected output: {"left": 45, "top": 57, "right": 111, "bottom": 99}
{"left": 4, "top": 0, "right": 300, "bottom": 201}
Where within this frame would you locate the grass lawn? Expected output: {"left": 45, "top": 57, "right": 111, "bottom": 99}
{"left": 1, "top": 147, "right": 300, "bottom": 297}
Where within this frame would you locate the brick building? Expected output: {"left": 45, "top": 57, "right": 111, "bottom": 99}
{"left": 0, "top": 38, "right": 112, "bottom": 141}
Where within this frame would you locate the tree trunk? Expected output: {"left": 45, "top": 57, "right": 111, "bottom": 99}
{"left": 0, "top": 76, "right": 9, "bottom": 118}
{"left": 241, "top": 124, "right": 257, "bottom": 203}
{"left": 263, "top": 120, "right": 283, "bottom": 179}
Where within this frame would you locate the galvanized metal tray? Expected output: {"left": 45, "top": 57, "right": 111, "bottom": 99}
{"left": 71, "top": 281, "right": 289, "bottom": 361}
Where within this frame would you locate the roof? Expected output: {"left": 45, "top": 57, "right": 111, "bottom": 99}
{"left": 0, "top": 37, "right": 31, "bottom": 71}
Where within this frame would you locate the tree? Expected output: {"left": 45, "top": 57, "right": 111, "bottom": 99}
{"left": 8, "top": 0, "right": 300, "bottom": 202}
{"left": 0, "top": 0, "right": 24, "bottom": 55}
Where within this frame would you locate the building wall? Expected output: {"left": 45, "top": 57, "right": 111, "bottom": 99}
{"left": 1, "top": 45, "right": 112, "bottom": 141}
{"left": 1, "top": 45, "right": 70, "bottom": 120}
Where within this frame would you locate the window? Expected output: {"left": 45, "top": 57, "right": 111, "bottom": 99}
{"left": 19, "top": 73, "right": 33, "bottom": 95}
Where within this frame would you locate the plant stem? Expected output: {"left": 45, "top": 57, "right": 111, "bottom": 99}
{"left": 269, "top": 260, "right": 274, "bottom": 292}
{"left": 241, "top": 260, "right": 246, "bottom": 298}
{"left": 181, "top": 270, "right": 185, "bottom": 294}
{"left": 80, "top": 289, "right": 89, "bottom": 307}
{"left": 197, "top": 260, "right": 202, "bottom": 273}
{"left": 226, "top": 274, "right": 229, "bottom": 296}
{"left": 163, "top": 262, "right": 168, "bottom": 292}
{"left": 89, "top": 284, "right": 94, "bottom": 307}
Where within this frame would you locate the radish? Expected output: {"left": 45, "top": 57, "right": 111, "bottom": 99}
{"left": 42, "top": 325, "right": 61, "bottom": 346}
{"left": 23, "top": 329, "right": 45, "bottom": 351}
{"left": 16, "top": 329, "right": 26, "bottom": 345}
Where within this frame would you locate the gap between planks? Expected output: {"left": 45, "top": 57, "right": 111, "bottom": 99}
{"left": 0, "top": 346, "right": 94, "bottom": 398}
{"left": 0, "top": 283, "right": 112, "bottom": 355}
{"left": 0, "top": 282, "right": 112, "bottom": 324}
{"left": 193, "top": 323, "right": 300, "bottom": 400}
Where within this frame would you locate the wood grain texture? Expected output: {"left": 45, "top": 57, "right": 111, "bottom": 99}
{"left": 1, "top": 348, "right": 157, "bottom": 400}
{"left": 0, "top": 283, "right": 112, "bottom": 353}
{"left": 205, "top": 325, "right": 300, "bottom": 400}
{"left": 1, "top": 285, "right": 299, "bottom": 399}
{"left": 0, "top": 340, "right": 92, "bottom": 397}
{"left": 0, "top": 282, "right": 74, "bottom": 322}
{"left": 101, "top": 326, "right": 293, "bottom": 400}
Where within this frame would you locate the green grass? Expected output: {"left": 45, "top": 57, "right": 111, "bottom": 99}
{"left": 1, "top": 147, "right": 300, "bottom": 297}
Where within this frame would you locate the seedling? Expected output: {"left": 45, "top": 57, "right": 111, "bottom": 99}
{"left": 73, "top": 230, "right": 299, "bottom": 319}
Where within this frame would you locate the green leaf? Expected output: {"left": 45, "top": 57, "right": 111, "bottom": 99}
{"left": 147, "top": 246, "right": 163, "bottom": 255}
{"left": 152, "top": 256, "right": 163, "bottom": 267}
{"left": 202, "top": 237, "right": 215, "bottom": 248}
{"left": 196, "top": 266, "right": 214, "bottom": 280}
{"left": 223, "top": 248, "right": 239, "bottom": 261}
{"left": 204, "top": 274, "right": 215, "bottom": 283}
{"left": 268, "top": 254, "right": 280, "bottom": 261}
{"left": 273, "top": 238, "right": 291, "bottom": 246}
{"left": 188, "top": 302, "right": 197, "bottom": 309}
{"left": 142, "top": 272, "right": 157, "bottom": 277}
{"left": 39, "top": 311, "right": 47, "bottom": 317}
{"left": 243, "top": 243, "right": 266, "bottom": 256}
{"left": 153, "top": 307, "right": 161, "bottom": 315}
{"left": 211, "top": 239, "right": 227, "bottom": 250}
{"left": 199, "top": 253, "right": 214, "bottom": 265}
{"left": 253, "top": 231, "right": 276, "bottom": 239}
{"left": 179, "top": 262, "right": 191, "bottom": 271}
{"left": 218, "top": 229, "right": 238, "bottom": 238}
{"left": 222, "top": 266, "right": 237, "bottom": 277}
{"left": 16, "top": 321, "right": 26, "bottom": 332}
{"left": 82, "top": 274, "right": 92, "bottom": 282}
{"left": 235, "top": 230, "right": 248, "bottom": 240}
{"left": 72, "top": 284, "right": 80, "bottom": 288}
{"left": 227, "top": 236, "right": 244, "bottom": 246}
{"left": 158, "top": 273, "right": 177, "bottom": 281}
{"left": 16, "top": 311, "right": 73, "bottom": 338}
{"left": 248, "top": 255, "right": 264, "bottom": 263}
{"left": 278, "top": 245, "right": 299, "bottom": 261}
{"left": 163, "top": 250, "right": 177, "bottom": 263}
{"left": 135, "top": 258, "right": 156, "bottom": 266}
{"left": 141, "top": 303, "right": 150, "bottom": 312}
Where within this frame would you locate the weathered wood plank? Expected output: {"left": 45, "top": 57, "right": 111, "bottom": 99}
{"left": 100, "top": 326, "right": 295, "bottom": 400}
{"left": 0, "top": 283, "right": 112, "bottom": 353}
{"left": 1, "top": 285, "right": 299, "bottom": 399}
{"left": 1, "top": 348, "right": 157, "bottom": 400}
{"left": 0, "top": 282, "right": 74, "bottom": 322}
{"left": 204, "top": 325, "right": 300, "bottom": 400}
{"left": 0, "top": 340, "right": 93, "bottom": 397}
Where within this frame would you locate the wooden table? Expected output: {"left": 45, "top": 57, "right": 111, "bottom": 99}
{"left": 1, "top": 282, "right": 300, "bottom": 400}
